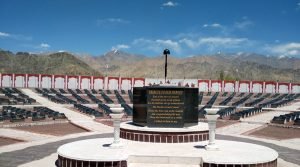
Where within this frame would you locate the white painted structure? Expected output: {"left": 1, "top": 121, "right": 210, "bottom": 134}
{"left": 0, "top": 73, "right": 299, "bottom": 93}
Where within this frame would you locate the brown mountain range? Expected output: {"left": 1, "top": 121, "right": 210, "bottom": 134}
{"left": 0, "top": 49, "right": 299, "bottom": 82}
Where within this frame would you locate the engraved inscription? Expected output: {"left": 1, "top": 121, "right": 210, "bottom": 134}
{"left": 147, "top": 89, "right": 184, "bottom": 127}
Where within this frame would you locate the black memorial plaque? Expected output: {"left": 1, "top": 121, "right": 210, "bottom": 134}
{"left": 133, "top": 86, "right": 198, "bottom": 128}
{"left": 147, "top": 88, "right": 184, "bottom": 128}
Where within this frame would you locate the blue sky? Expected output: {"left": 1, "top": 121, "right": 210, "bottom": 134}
{"left": 0, "top": 0, "right": 300, "bottom": 57}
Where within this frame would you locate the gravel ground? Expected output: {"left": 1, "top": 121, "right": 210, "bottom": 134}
{"left": 0, "top": 137, "right": 23, "bottom": 147}
{"left": 12, "top": 123, "right": 88, "bottom": 136}
{"left": 248, "top": 126, "right": 300, "bottom": 140}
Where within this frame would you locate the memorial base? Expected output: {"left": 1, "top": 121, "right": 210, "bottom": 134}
{"left": 57, "top": 138, "right": 278, "bottom": 167}
{"left": 120, "top": 121, "right": 209, "bottom": 143}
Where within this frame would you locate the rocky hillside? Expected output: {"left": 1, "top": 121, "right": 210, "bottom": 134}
{"left": 1, "top": 49, "right": 299, "bottom": 82}
{"left": 78, "top": 50, "right": 300, "bottom": 82}
{"left": 0, "top": 50, "right": 101, "bottom": 76}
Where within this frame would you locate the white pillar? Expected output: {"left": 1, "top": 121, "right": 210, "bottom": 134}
{"left": 109, "top": 107, "right": 124, "bottom": 148}
{"left": 205, "top": 108, "right": 220, "bottom": 151}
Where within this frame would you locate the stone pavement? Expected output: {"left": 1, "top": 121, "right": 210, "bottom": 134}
{"left": 21, "top": 89, "right": 113, "bottom": 133}
{"left": 0, "top": 128, "right": 54, "bottom": 141}
{"left": 0, "top": 133, "right": 113, "bottom": 167}
{"left": 0, "top": 133, "right": 299, "bottom": 167}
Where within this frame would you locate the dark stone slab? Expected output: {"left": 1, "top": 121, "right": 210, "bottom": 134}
{"left": 133, "top": 86, "right": 198, "bottom": 128}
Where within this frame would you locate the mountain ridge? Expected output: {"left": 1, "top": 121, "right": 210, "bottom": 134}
{"left": 0, "top": 49, "right": 299, "bottom": 82}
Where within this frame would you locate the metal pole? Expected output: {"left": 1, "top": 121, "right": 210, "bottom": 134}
{"left": 165, "top": 53, "right": 167, "bottom": 83}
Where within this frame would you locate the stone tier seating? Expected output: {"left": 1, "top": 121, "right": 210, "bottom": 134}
{"left": 271, "top": 98, "right": 293, "bottom": 108}
{"left": 222, "top": 92, "right": 228, "bottom": 97}
{"left": 50, "top": 88, "right": 59, "bottom": 94}
{"left": 76, "top": 89, "right": 83, "bottom": 94}
{"left": 74, "top": 104, "right": 103, "bottom": 117}
{"left": 114, "top": 90, "right": 126, "bottom": 104}
{"left": 219, "top": 92, "right": 235, "bottom": 105}
{"left": 59, "top": 89, "right": 67, "bottom": 94}
{"left": 271, "top": 112, "right": 300, "bottom": 125}
{"left": 84, "top": 89, "right": 91, "bottom": 94}
{"left": 245, "top": 97, "right": 265, "bottom": 107}
{"left": 91, "top": 89, "right": 98, "bottom": 94}
{"left": 56, "top": 93, "right": 77, "bottom": 104}
{"left": 230, "top": 107, "right": 262, "bottom": 120}
{"left": 217, "top": 107, "right": 236, "bottom": 119}
{"left": 121, "top": 103, "right": 133, "bottom": 116}
{"left": 0, "top": 97, "right": 11, "bottom": 105}
{"left": 237, "top": 93, "right": 245, "bottom": 97}
{"left": 33, "top": 107, "right": 67, "bottom": 120}
{"left": 86, "top": 92, "right": 102, "bottom": 104}
{"left": 0, "top": 106, "right": 66, "bottom": 122}
{"left": 100, "top": 91, "right": 114, "bottom": 104}
{"left": 106, "top": 90, "right": 112, "bottom": 94}
{"left": 259, "top": 94, "right": 289, "bottom": 108}
{"left": 1, "top": 88, "right": 36, "bottom": 104}
{"left": 42, "top": 88, "right": 51, "bottom": 94}
{"left": 254, "top": 93, "right": 263, "bottom": 98}
{"left": 263, "top": 93, "right": 271, "bottom": 98}
{"left": 232, "top": 93, "right": 253, "bottom": 106}
{"left": 199, "top": 92, "right": 204, "bottom": 105}
{"left": 68, "top": 89, "right": 90, "bottom": 104}
{"left": 294, "top": 118, "right": 300, "bottom": 126}
{"left": 98, "top": 103, "right": 113, "bottom": 115}
{"left": 271, "top": 93, "right": 280, "bottom": 98}
{"left": 206, "top": 92, "right": 219, "bottom": 106}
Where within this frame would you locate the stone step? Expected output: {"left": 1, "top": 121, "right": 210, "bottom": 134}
{"left": 128, "top": 155, "right": 201, "bottom": 166}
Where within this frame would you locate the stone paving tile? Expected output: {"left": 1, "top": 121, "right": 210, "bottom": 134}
{"left": 0, "top": 133, "right": 113, "bottom": 167}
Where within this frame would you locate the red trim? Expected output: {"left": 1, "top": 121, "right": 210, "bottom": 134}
{"left": 278, "top": 82, "right": 289, "bottom": 86}
{"left": 198, "top": 79, "right": 210, "bottom": 84}
{"left": 53, "top": 75, "right": 65, "bottom": 78}
{"left": 291, "top": 83, "right": 300, "bottom": 86}
{"left": 265, "top": 81, "right": 276, "bottom": 85}
{"left": 224, "top": 80, "right": 235, "bottom": 84}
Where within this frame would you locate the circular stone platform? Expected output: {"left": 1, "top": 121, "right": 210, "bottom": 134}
{"left": 57, "top": 138, "right": 278, "bottom": 167}
{"left": 120, "top": 121, "right": 209, "bottom": 143}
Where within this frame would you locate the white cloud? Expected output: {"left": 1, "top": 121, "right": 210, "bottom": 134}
{"left": 203, "top": 23, "right": 222, "bottom": 28}
{"left": 0, "top": 31, "right": 32, "bottom": 40}
{"left": 39, "top": 43, "right": 50, "bottom": 49}
{"left": 234, "top": 17, "right": 253, "bottom": 29}
{"left": 0, "top": 32, "right": 10, "bottom": 37}
{"left": 267, "top": 42, "right": 300, "bottom": 56}
{"left": 111, "top": 44, "right": 130, "bottom": 50}
{"left": 180, "top": 37, "right": 249, "bottom": 50}
{"left": 162, "top": 1, "right": 179, "bottom": 7}
{"left": 132, "top": 38, "right": 181, "bottom": 53}
{"left": 97, "top": 18, "right": 130, "bottom": 26}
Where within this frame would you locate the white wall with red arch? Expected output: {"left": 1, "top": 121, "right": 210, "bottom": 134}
{"left": 0, "top": 73, "right": 299, "bottom": 93}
